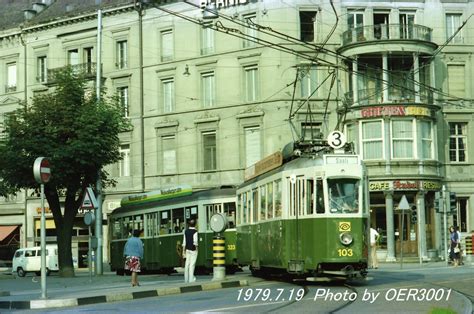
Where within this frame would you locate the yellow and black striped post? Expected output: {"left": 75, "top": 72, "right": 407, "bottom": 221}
{"left": 212, "top": 235, "right": 226, "bottom": 280}
{"left": 465, "top": 235, "right": 473, "bottom": 256}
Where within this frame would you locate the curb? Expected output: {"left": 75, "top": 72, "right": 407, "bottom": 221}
{"left": 0, "top": 280, "right": 248, "bottom": 310}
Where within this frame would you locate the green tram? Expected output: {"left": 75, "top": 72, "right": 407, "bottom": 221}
{"left": 109, "top": 186, "right": 238, "bottom": 275}
{"left": 236, "top": 150, "right": 369, "bottom": 279}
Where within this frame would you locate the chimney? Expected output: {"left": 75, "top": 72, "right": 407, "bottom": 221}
{"left": 23, "top": 9, "right": 37, "bottom": 20}
{"left": 32, "top": 2, "right": 47, "bottom": 13}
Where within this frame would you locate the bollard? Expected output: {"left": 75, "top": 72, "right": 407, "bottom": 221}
{"left": 212, "top": 236, "right": 226, "bottom": 281}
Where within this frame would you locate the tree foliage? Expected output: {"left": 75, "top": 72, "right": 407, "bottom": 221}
{"left": 0, "top": 67, "right": 129, "bottom": 276}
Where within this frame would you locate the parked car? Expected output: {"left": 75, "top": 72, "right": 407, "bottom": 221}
{"left": 12, "top": 245, "right": 59, "bottom": 277}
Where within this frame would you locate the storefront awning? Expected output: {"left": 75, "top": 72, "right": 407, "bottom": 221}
{"left": 0, "top": 225, "right": 18, "bottom": 242}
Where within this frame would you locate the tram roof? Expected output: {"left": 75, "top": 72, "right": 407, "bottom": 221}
{"left": 239, "top": 156, "right": 324, "bottom": 189}
{"left": 111, "top": 187, "right": 236, "bottom": 215}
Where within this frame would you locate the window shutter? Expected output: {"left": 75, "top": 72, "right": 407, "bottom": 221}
{"left": 448, "top": 65, "right": 465, "bottom": 98}
{"left": 245, "top": 127, "right": 261, "bottom": 167}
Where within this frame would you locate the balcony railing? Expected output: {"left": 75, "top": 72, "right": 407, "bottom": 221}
{"left": 342, "top": 24, "right": 432, "bottom": 46}
{"left": 46, "top": 62, "right": 97, "bottom": 85}
{"left": 346, "top": 87, "right": 434, "bottom": 106}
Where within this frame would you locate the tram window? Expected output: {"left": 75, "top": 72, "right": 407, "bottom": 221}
{"left": 237, "top": 194, "right": 242, "bottom": 225}
{"left": 259, "top": 185, "right": 266, "bottom": 221}
{"left": 224, "top": 202, "right": 236, "bottom": 228}
{"left": 160, "top": 210, "right": 171, "bottom": 234}
{"left": 134, "top": 215, "right": 144, "bottom": 236}
{"left": 146, "top": 212, "right": 159, "bottom": 237}
{"left": 298, "top": 177, "right": 305, "bottom": 217}
{"left": 112, "top": 218, "right": 122, "bottom": 239}
{"left": 242, "top": 193, "right": 248, "bottom": 224}
{"left": 252, "top": 189, "right": 259, "bottom": 223}
{"left": 267, "top": 182, "right": 273, "bottom": 219}
{"left": 185, "top": 206, "right": 198, "bottom": 221}
{"left": 316, "top": 179, "right": 325, "bottom": 214}
{"left": 275, "top": 179, "right": 282, "bottom": 217}
{"left": 328, "top": 178, "right": 359, "bottom": 213}
{"left": 124, "top": 217, "right": 133, "bottom": 237}
{"left": 307, "top": 179, "right": 314, "bottom": 215}
{"left": 171, "top": 208, "right": 184, "bottom": 233}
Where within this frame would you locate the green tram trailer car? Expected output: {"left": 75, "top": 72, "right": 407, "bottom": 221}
{"left": 236, "top": 152, "right": 370, "bottom": 280}
{"left": 109, "top": 186, "right": 239, "bottom": 275}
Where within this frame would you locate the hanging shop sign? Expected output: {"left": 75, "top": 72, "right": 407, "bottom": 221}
{"left": 353, "top": 106, "right": 432, "bottom": 119}
{"left": 369, "top": 180, "right": 441, "bottom": 192}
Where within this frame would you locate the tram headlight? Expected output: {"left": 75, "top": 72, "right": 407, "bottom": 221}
{"left": 340, "top": 232, "right": 353, "bottom": 246}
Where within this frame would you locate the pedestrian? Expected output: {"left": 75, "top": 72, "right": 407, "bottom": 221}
{"left": 123, "top": 229, "right": 144, "bottom": 286}
{"left": 456, "top": 226, "right": 464, "bottom": 265}
{"left": 449, "top": 226, "right": 460, "bottom": 267}
{"left": 370, "top": 227, "right": 380, "bottom": 269}
{"left": 182, "top": 219, "right": 198, "bottom": 283}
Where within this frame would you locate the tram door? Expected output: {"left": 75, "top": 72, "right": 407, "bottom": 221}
{"left": 394, "top": 211, "right": 418, "bottom": 256}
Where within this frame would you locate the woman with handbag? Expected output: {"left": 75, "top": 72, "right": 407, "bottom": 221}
{"left": 449, "top": 226, "right": 460, "bottom": 267}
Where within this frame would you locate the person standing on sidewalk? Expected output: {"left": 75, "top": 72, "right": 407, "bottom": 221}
{"left": 123, "top": 229, "right": 144, "bottom": 287}
{"left": 370, "top": 227, "right": 380, "bottom": 269}
{"left": 449, "top": 226, "right": 460, "bottom": 267}
{"left": 182, "top": 219, "right": 198, "bottom": 283}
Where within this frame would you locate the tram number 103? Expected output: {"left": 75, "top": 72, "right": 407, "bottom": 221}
{"left": 337, "top": 248, "right": 353, "bottom": 257}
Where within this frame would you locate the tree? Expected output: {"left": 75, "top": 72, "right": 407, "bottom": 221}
{"left": 0, "top": 67, "right": 129, "bottom": 277}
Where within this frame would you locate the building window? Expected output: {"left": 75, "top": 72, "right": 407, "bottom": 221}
{"left": 162, "top": 135, "right": 177, "bottom": 174}
{"left": 420, "top": 120, "right": 433, "bottom": 159}
{"left": 83, "top": 47, "right": 94, "bottom": 74}
{"left": 203, "top": 132, "right": 217, "bottom": 171}
{"left": 453, "top": 198, "right": 468, "bottom": 232}
{"left": 300, "top": 66, "right": 317, "bottom": 98}
{"left": 37, "top": 56, "right": 47, "bottom": 83}
{"left": 161, "top": 30, "right": 174, "bottom": 62}
{"left": 301, "top": 122, "right": 322, "bottom": 141}
{"left": 446, "top": 13, "right": 463, "bottom": 43}
{"left": 201, "top": 71, "right": 215, "bottom": 107}
{"left": 244, "top": 65, "right": 258, "bottom": 102}
{"left": 6, "top": 63, "right": 17, "bottom": 92}
{"left": 347, "top": 11, "right": 364, "bottom": 41}
{"left": 162, "top": 78, "right": 175, "bottom": 113}
{"left": 201, "top": 24, "right": 214, "bottom": 55}
{"left": 68, "top": 49, "right": 79, "bottom": 66}
{"left": 447, "top": 64, "right": 465, "bottom": 98}
{"left": 300, "top": 11, "right": 317, "bottom": 42}
{"left": 116, "top": 40, "right": 128, "bottom": 69}
{"left": 117, "top": 86, "right": 129, "bottom": 118}
{"left": 119, "top": 144, "right": 130, "bottom": 177}
{"left": 244, "top": 126, "right": 261, "bottom": 167}
{"left": 399, "top": 12, "right": 415, "bottom": 39}
{"left": 449, "top": 122, "right": 467, "bottom": 162}
{"left": 243, "top": 13, "right": 257, "bottom": 48}
{"left": 362, "top": 120, "right": 383, "bottom": 159}
{"left": 391, "top": 120, "right": 414, "bottom": 159}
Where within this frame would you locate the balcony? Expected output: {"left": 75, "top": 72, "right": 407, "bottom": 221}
{"left": 342, "top": 24, "right": 432, "bottom": 46}
{"left": 46, "top": 62, "right": 97, "bottom": 85}
{"left": 345, "top": 86, "right": 434, "bottom": 106}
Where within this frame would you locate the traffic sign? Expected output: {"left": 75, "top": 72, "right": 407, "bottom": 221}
{"left": 33, "top": 157, "right": 51, "bottom": 184}
{"left": 327, "top": 131, "right": 346, "bottom": 149}
{"left": 81, "top": 187, "right": 99, "bottom": 210}
{"left": 398, "top": 195, "right": 410, "bottom": 210}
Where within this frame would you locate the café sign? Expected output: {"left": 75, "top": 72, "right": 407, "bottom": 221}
{"left": 199, "top": 0, "right": 248, "bottom": 9}
{"left": 369, "top": 180, "right": 441, "bottom": 192}
{"left": 354, "top": 105, "right": 431, "bottom": 119}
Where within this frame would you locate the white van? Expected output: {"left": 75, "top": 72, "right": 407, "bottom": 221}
{"left": 12, "top": 245, "right": 59, "bottom": 277}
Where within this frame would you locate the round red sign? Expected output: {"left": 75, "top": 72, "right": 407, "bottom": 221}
{"left": 33, "top": 157, "right": 51, "bottom": 184}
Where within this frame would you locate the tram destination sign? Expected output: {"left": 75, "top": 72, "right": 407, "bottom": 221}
{"left": 244, "top": 151, "right": 283, "bottom": 181}
{"left": 121, "top": 185, "right": 192, "bottom": 207}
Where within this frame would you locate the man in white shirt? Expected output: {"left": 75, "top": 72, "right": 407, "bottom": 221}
{"left": 182, "top": 219, "right": 198, "bottom": 283}
{"left": 370, "top": 227, "right": 380, "bottom": 269}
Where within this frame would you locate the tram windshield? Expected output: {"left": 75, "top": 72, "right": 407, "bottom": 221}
{"left": 327, "top": 178, "right": 360, "bottom": 213}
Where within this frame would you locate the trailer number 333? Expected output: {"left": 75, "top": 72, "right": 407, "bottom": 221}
{"left": 337, "top": 248, "right": 353, "bottom": 257}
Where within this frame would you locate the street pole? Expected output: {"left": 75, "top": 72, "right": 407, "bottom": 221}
{"left": 95, "top": 9, "right": 103, "bottom": 275}
{"left": 40, "top": 183, "right": 46, "bottom": 299}
{"left": 443, "top": 185, "right": 448, "bottom": 267}
{"left": 400, "top": 206, "right": 404, "bottom": 269}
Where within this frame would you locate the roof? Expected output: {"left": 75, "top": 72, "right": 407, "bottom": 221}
{"left": 0, "top": 0, "right": 134, "bottom": 32}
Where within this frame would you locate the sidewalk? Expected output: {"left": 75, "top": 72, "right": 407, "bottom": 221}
{"left": 0, "top": 269, "right": 252, "bottom": 310}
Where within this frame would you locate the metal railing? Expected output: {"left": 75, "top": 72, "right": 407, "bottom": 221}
{"left": 342, "top": 24, "right": 432, "bottom": 46}
{"left": 345, "top": 86, "right": 434, "bottom": 106}
{"left": 46, "top": 62, "right": 97, "bottom": 84}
